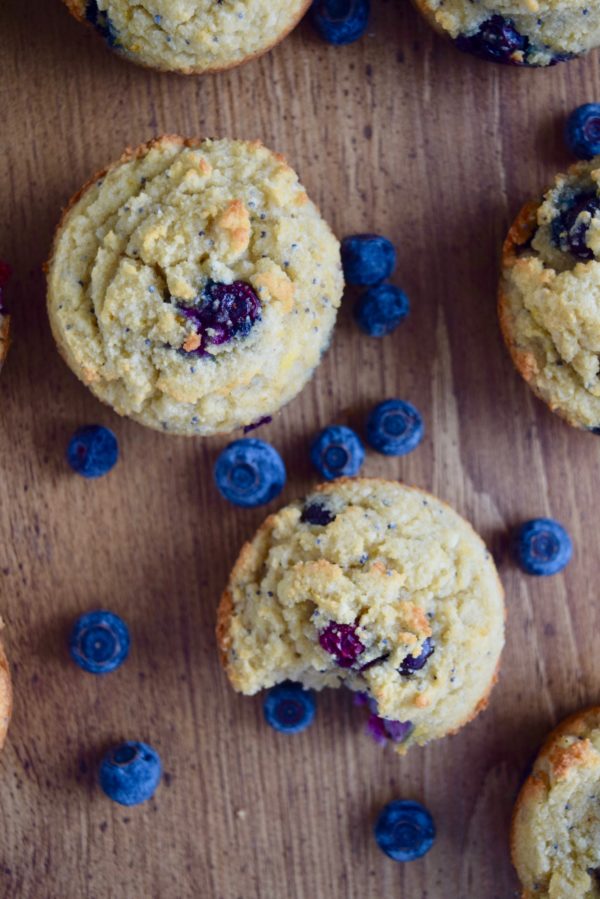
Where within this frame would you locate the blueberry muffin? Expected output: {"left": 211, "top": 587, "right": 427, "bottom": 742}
{"left": 512, "top": 707, "right": 600, "bottom": 898}
{"left": 217, "top": 478, "right": 505, "bottom": 753}
{"left": 46, "top": 136, "right": 342, "bottom": 436}
{"left": 499, "top": 158, "right": 600, "bottom": 431}
{"left": 412, "top": 0, "right": 600, "bottom": 67}
{"left": 63, "top": 0, "right": 310, "bottom": 74}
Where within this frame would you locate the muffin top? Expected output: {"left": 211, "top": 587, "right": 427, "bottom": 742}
{"left": 65, "top": 0, "right": 309, "bottom": 73}
{"left": 500, "top": 158, "right": 600, "bottom": 431}
{"left": 512, "top": 707, "right": 600, "bottom": 898}
{"left": 0, "top": 641, "right": 12, "bottom": 750}
{"left": 47, "top": 136, "right": 342, "bottom": 435}
{"left": 217, "top": 478, "right": 505, "bottom": 753}
{"left": 416, "top": 0, "right": 599, "bottom": 65}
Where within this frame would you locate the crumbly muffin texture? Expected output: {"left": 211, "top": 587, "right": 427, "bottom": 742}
{"left": 512, "top": 707, "right": 600, "bottom": 898}
{"left": 217, "top": 479, "right": 505, "bottom": 753}
{"left": 47, "top": 137, "right": 342, "bottom": 436}
{"left": 65, "top": 0, "right": 309, "bottom": 73}
{"left": 415, "top": 0, "right": 600, "bottom": 65}
{"left": 500, "top": 158, "right": 600, "bottom": 431}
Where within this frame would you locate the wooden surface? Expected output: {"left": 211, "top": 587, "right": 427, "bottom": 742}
{"left": 2, "top": 2, "right": 600, "bottom": 897}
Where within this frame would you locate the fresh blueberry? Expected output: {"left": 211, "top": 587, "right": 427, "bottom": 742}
{"left": 366, "top": 399, "right": 424, "bottom": 456}
{"left": 178, "top": 280, "right": 261, "bottom": 355}
{"left": 513, "top": 518, "right": 573, "bottom": 576}
{"left": 455, "top": 15, "right": 529, "bottom": 65}
{"left": 67, "top": 425, "right": 119, "bottom": 478}
{"left": 341, "top": 234, "right": 396, "bottom": 286}
{"left": 69, "top": 610, "right": 130, "bottom": 675}
{"left": 310, "top": 0, "right": 370, "bottom": 46}
{"left": 214, "top": 439, "right": 286, "bottom": 508}
{"left": 374, "top": 800, "right": 436, "bottom": 862}
{"left": 263, "top": 682, "right": 316, "bottom": 734}
{"left": 399, "top": 638, "right": 434, "bottom": 677}
{"left": 99, "top": 741, "right": 162, "bottom": 806}
{"left": 354, "top": 283, "right": 410, "bottom": 337}
{"left": 565, "top": 105, "right": 600, "bottom": 160}
{"left": 300, "top": 501, "right": 337, "bottom": 526}
{"left": 310, "top": 425, "right": 365, "bottom": 480}
{"left": 319, "top": 621, "right": 364, "bottom": 667}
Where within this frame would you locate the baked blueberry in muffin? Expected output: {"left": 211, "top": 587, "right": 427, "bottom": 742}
{"left": 412, "top": 0, "right": 599, "bottom": 67}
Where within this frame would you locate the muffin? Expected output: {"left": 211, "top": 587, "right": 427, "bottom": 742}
{"left": 512, "top": 706, "right": 600, "bottom": 898}
{"left": 412, "top": 0, "right": 600, "bottom": 67}
{"left": 217, "top": 478, "right": 505, "bottom": 754}
{"left": 46, "top": 136, "right": 342, "bottom": 436}
{"left": 63, "top": 0, "right": 310, "bottom": 74}
{"left": 499, "top": 158, "right": 600, "bottom": 431}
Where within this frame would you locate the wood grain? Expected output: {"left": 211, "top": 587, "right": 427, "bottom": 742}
{"left": 1, "top": 1, "right": 599, "bottom": 896}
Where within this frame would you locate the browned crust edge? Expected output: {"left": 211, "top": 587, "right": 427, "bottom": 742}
{"left": 0, "top": 315, "right": 11, "bottom": 372}
{"left": 215, "top": 477, "right": 506, "bottom": 737}
{"left": 61, "top": 0, "right": 312, "bottom": 76}
{"left": 0, "top": 639, "right": 13, "bottom": 751}
{"left": 510, "top": 705, "right": 600, "bottom": 897}
{"left": 497, "top": 199, "right": 588, "bottom": 431}
{"left": 409, "top": 0, "right": 451, "bottom": 39}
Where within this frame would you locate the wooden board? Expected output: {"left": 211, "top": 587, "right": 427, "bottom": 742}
{"left": 2, "top": 1, "right": 599, "bottom": 896}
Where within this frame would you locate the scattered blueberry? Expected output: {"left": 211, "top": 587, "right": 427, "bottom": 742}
{"left": 399, "top": 638, "right": 434, "bottom": 676}
{"left": 300, "top": 501, "right": 336, "bottom": 526}
{"left": 374, "top": 800, "right": 436, "bottom": 862}
{"left": 552, "top": 192, "right": 600, "bottom": 261}
{"left": 67, "top": 425, "right": 119, "bottom": 478}
{"left": 178, "top": 281, "right": 261, "bottom": 355}
{"left": 366, "top": 399, "right": 424, "bottom": 456}
{"left": 319, "top": 621, "right": 364, "bottom": 667}
{"left": 354, "top": 283, "right": 410, "bottom": 337}
{"left": 310, "top": 425, "right": 365, "bottom": 480}
{"left": 0, "top": 261, "right": 12, "bottom": 314}
{"left": 214, "top": 439, "right": 286, "bottom": 508}
{"left": 310, "top": 0, "right": 370, "bottom": 46}
{"left": 455, "top": 15, "right": 529, "bottom": 65}
{"left": 263, "top": 682, "right": 316, "bottom": 734}
{"left": 513, "top": 518, "right": 573, "bottom": 576}
{"left": 341, "top": 234, "right": 396, "bottom": 286}
{"left": 565, "top": 104, "right": 600, "bottom": 160}
{"left": 69, "top": 610, "right": 130, "bottom": 675}
{"left": 99, "top": 741, "right": 162, "bottom": 806}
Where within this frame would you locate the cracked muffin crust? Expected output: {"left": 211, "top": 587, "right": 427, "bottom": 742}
{"left": 217, "top": 478, "right": 505, "bottom": 754}
{"left": 512, "top": 707, "right": 600, "bottom": 898}
{"left": 500, "top": 158, "right": 600, "bottom": 431}
{"left": 63, "top": 0, "right": 310, "bottom": 74}
{"left": 46, "top": 136, "right": 342, "bottom": 436}
{"left": 412, "top": 0, "right": 600, "bottom": 66}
